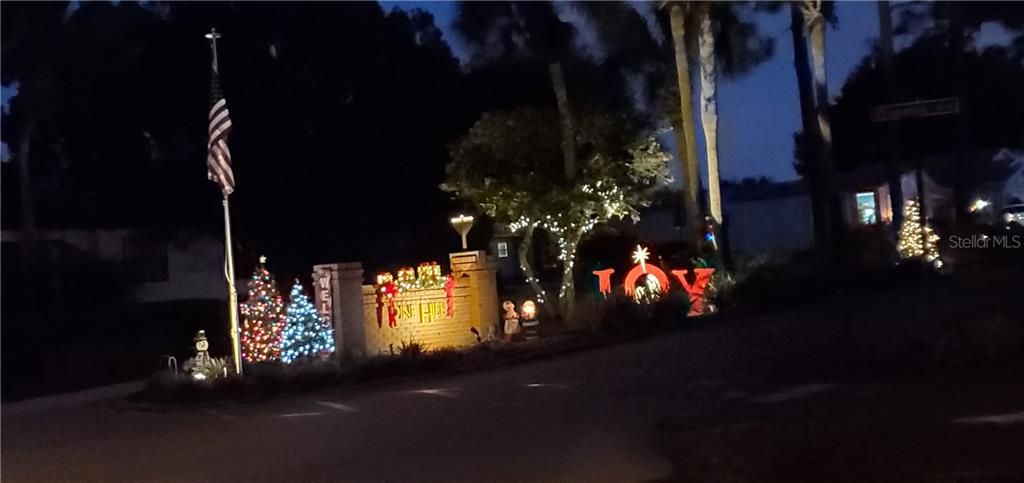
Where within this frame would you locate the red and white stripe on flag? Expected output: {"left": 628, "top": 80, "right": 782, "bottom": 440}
{"left": 207, "top": 97, "right": 235, "bottom": 195}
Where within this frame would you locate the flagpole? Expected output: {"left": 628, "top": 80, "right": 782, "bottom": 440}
{"left": 222, "top": 197, "right": 242, "bottom": 376}
{"left": 207, "top": 28, "right": 242, "bottom": 376}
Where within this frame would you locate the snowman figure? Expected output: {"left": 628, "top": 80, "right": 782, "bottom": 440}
{"left": 188, "top": 330, "right": 212, "bottom": 379}
{"left": 501, "top": 300, "right": 520, "bottom": 341}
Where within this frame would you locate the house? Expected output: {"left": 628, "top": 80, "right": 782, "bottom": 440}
{"left": 1, "top": 229, "right": 227, "bottom": 303}
{"left": 838, "top": 148, "right": 1022, "bottom": 228}
{"left": 840, "top": 167, "right": 953, "bottom": 227}
{"left": 489, "top": 226, "right": 521, "bottom": 282}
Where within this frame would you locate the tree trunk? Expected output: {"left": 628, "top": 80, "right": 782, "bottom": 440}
{"left": 669, "top": 4, "right": 703, "bottom": 246}
{"left": 16, "top": 119, "right": 38, "bottom": 263}
{"left": 557, "top": 227, "right": 584, "bottom": 318}
{"left": 947, "top": 2, "right": 969, "bottom": 224}
{"left": 877, "top": 0, "right": 904, "bottom": 230}
{"left": 697, "top": 4, "right": 722, "bottom": 227}
{"left": 548, "top": 61, "right": 576, "bottom": 181}
{"left": 518, "top": 223, "right": 555, "bottom": 318}
{"left": 792, "top": 1, "right": 833, "bottom": 265}
{"left": 805, "top": 0, "right": 841, "bottom": 263}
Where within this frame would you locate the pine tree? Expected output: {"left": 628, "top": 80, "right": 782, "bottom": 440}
{"left": 897, "top": 199, "right": 943, "bottom": 268}
{"left": 239, "top": 256, "right": 286, "bottom": 362}
{"left": 281, "top": 281, "right": 336, "bottom": 364}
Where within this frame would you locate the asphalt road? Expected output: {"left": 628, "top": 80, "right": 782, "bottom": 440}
{"left": 4, "top": 314, "right": 1023, "bottom": 482}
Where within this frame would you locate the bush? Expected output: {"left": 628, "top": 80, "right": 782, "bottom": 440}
{"left": 651, "top": 289, "right": 691, "bottom": 322}
{"left": 704, "top": 269, "right": 737, "bottom": 310}
{"left": 731, "top": 256, "right": 824, "bottom": 311}
{"left": 565, "top": 296, "right": 607, "bottom": 333}
{"left": 397, "top": 339, "right": 427, "bottom": 358}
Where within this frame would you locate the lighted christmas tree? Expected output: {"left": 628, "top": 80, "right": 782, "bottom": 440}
{"left": 281, "top": 281, "right": 336, "bottom": 364}
{"left": 239, "top": 256, "right": 286, "bottom": 362}
{"left": 897, "top": 199, "right": 943, "bottom": 268}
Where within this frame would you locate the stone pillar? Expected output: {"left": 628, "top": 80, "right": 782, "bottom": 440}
{"left": 449, "top": 250, "right": 499, "bottom": 341}
{"left": 313, "top": 262, "right": 367, "bottom": 360}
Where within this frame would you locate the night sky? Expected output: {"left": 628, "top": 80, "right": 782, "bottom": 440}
{"left": 379, "top": 1, "right": 1014, "bottom": 185}
{"left": 380, "top": 0, "right": 884, "bottom": 183}
{"left": 2, "top": 2, "right": 1013, "bottom": 181}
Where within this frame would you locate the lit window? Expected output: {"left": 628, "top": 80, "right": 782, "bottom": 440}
{"left": 497, "top": 241, "right": 509, "bottom": 258}
{"left": 855, "top": 192, "right": 878, "bottom": 225}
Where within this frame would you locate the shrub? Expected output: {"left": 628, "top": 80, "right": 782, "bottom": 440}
{"left": 398, "top": 339, "right": 427, "bottom": 358}
{"left": 703, "top": 269, "right": 737, "bottom": 310}
{"left": 565, "top": 296, "right": 607, "bottom": 333}
{"left": 731, "top": 254, "right": 825, "bottom": 310}
{"left": 651, "top": 289, "right": 691, "bottom": 323}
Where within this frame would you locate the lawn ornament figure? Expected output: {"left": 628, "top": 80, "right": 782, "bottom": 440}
{"left": 192, "top": 330, "right": 210, "bottom": 369}
{"left": 184, "top": 330, "right": 230, "bottom": 380}
{"left": 502, "top": 300, "right": 520, "bottom": 341}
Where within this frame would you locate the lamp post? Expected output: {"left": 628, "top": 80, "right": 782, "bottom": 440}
{"left": 450, "top": 214, "right": 474, "bottom": 250}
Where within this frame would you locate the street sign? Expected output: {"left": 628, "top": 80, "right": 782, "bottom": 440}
{"left": 870, "top": 97, "right": 959, "bottom": 122}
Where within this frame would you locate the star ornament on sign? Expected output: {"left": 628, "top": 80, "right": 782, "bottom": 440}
{"left": 631, "top": 245, "right": 650, "bottom": 273}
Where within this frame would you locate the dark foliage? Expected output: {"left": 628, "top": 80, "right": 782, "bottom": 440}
{"left": 0, "top": 2, "right": 530, "bottom": 277}
{"left": 794, "top": 36, "right": 1024, "bottom": 178}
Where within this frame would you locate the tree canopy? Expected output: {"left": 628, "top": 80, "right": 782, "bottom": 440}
{"left": 1, "top": 2, "right": 480, "bottom": 275}
{"left": 795, "top": 36, "right": 1024, "bottom": 177}
{"left": 442, "top": 103, "right": 669, "bottom": 311}
{"left": 443, "top": 106, "right": 670, "bottom": 227}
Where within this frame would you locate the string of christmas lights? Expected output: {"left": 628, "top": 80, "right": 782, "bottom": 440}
{"left": 280, "top": 281, "right": 336, "bottom": 364}
{"left": 897, "top": 199, "right": 944, "bottom": 268}
{"left": 239, "top": 256, "right": 286, "bottom": 363}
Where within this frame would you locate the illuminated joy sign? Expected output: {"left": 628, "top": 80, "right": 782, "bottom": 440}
{"left": 592, "top": 245, "right": 715, "bottom": 316}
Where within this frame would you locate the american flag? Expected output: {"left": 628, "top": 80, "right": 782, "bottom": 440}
{"left": 207, "top": 64, "right": 235, "bottom": 196}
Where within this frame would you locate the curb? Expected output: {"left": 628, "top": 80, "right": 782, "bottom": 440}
{"left": 117, "top": 313, "right": 742, "bottom": 412}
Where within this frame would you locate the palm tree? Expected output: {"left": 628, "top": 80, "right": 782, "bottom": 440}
{"left": 695, "top": 2, "right": 775, "bottom": 231}
{"left": 454, "top": 2, "right": 577, "bottom": 181}
{"left": 696, "top": 2, "right": 721, "bottom": 226}
{"left": 791, "top": 0, "right": 838, "bottom": 264}
{"left": 577, "top": 1, "right": 703, "bottom": 245}
{"left": 578, "top": 1, "right": 773, "bottom": 249}
{"left": 667, "top": 2, "right": 704, "bottom": 245}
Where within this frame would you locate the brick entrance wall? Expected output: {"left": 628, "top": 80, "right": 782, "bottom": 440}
{"left": 317, "top": 250, "right": 498, "bottom": 358}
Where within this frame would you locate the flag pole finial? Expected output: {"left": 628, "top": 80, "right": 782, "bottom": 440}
{"left": 205, "top": 28, "right": 222, "bottom": 73}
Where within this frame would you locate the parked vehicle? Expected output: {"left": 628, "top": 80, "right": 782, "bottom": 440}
{"left": 1000, "top": 204, "right": 1024, "bottom": 229}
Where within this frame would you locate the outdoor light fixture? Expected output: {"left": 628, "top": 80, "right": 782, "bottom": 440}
{"left": 450, "top": 214, "right": 474, "bottom": 250}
